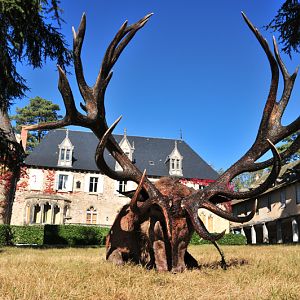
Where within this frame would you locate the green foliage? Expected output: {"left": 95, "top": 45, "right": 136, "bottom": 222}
{"left": 0, "top": 0, "right": 71, "bottom": 109}
{"left": 11, "top": 96, "right": 62, "bottom": 151}
{"left": 2, "top": 225, "right": 109, "bottom": 246}
{"left": 44, "top": 225, "right": 109, "bottom": 246}
{"left": 277, "top": 131, "right": 300, "bottom": 163}
{"left": 0, "top": 224, "right": 10, "bottom": 246}
{"left": 190, "top": 233, "right": 246, "bottom": 245}
{"left": 232, "top": 169, "right": 264, "bottom": 191}
{"left": 10, "top": 225, "right": 44, "bottom": 245}
{"left": 266, "top": 0, "right": 300, "bottom": 57}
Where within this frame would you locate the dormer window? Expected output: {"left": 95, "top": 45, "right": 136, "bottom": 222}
{"left": 166, "top": 141, "right": 183, "bottom": 176}
{"left": 58, "top": 130, "right": 74, "bottom": 167}
{"left": 115, "top": 128, "right": 135, "bottom": 171}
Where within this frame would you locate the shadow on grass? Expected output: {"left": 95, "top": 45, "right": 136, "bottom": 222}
{"left": 198, "top": 258, "right": 249, "bottom": 270}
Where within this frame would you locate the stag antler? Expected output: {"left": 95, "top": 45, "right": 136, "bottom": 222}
{"left": 181, "top": 12, "right": 300, "bottom": 242}
{"left": 24, "top": 12, "right": 172, "bottom": 237}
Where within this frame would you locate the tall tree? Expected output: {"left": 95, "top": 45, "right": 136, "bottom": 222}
{"left": 11, "top": 97, "right": 62, "bottom": 151}
{"left": 266, "top": 0, "right": 300, "bottom": 57}
{"left": 0, "top": 0, "right": 71, "bottom": 224}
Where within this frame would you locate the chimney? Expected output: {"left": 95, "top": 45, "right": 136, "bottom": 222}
{"left": 20, "top": 127, "right": 28, "bottom": 151}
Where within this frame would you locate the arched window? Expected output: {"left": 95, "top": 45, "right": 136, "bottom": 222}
{"left": 86, "top": 207, "right": 97, "bottom": 224}
{"left": 53, "top": 205, "right": 60, "bottom": 225}
{"left": 43, "top": 203, "right": 52, "bottom": 224}
{"left": 32, "top": 204, "right": 41, "bottom": 223}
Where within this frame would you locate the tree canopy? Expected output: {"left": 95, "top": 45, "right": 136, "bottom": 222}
{"left": 11, "top": 96, "right": 62, "bottom": 151}
{"left": 266, "top": 0, "right": 300, "bottom": 57}
{"left": 277, "top": 131, "right": 300, "bottom": 162}
{"left": 0, "top": 0, "right": 71, "bottom": 110}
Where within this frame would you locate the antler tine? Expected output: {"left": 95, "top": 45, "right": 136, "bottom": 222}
{"left": 183, "top": 14, "right": 299, "bottom": 227}
{"left": 95, "top": 116, "right": 162, "bottom": 200}
{"left": 242, "top": 12, "right": 279, "bottom": 135}
{"left": 186, "top": 207, "right": 225, "bottom": 242}
{"left": 243, "top": 12, "right": 300, "bottom": 155}
{"left": 72, "top": 13, "right": 94, "bottom": 107}
{"left": 219, "top": 140, "right": 281, "bottom": 199}
{"left": 130, "top": 169, "right": 147, "bottom": 214}
{"left": 201, "top": 199, "right": 257, "bottom": 223}
{"left": 94, "top": 13, "right": 153, "bottom": 115}
{"left": 22, "top": 65, "right": 86, "bottom": 132}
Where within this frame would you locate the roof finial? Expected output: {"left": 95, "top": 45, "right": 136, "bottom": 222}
{"left": 124, "top": 128, "right": 127, "bottom": 138}
{"left": 174, "top": 140, "right": 178, "bottom": 150}
{"left": 66, "top": 129, "right": 69, "bottom": 139}
{"left": 180, "top": 129, "right": 183, "bottom": 140}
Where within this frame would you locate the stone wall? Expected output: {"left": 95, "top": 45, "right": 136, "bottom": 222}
{"left": 11, "top": 166, "right": 131, "bottom": 226}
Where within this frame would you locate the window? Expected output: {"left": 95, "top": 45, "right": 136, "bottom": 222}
{"left": 89, "top": 177, "right": 99, "bottom": 193}
{"left": 58, "top": 174, "right": 68, "bottom": 190}
{"left": 171, "top": 159, "right": 175, "bottom": 170}
{"left": 119, "top": 181, "right": 127, "bottom": 193}
{"left": 43, "top": 203, "right": 52, "bottom": 224}
{"left": 25, "top": 201, "right": 69, "bottom": 225}
{"left": 59, "top": 148, "right": 72, "bottom": 162}
{"left": 176, "top": 159, "right": 180, "bottom": 170}
{"left": 60, "top": 148, "right": 65, "bottom": 160}
{"left": 280, "top": 189, "right": 286, "bottom": 208}
{"left": 84, "top": 175, "right": 103, "bottom": 193}
{"left": 65, "top": 149, "right": 71, "bottom": 160}
{"left": 86, "top": 207, "right": 97, "bottom": 224}
{"left": 296, "top": 183, "right": 300, "bottom": 204}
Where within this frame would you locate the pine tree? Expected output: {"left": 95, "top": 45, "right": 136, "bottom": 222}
{"left": 11, "top": 97, "right": 62, "bottom": 151}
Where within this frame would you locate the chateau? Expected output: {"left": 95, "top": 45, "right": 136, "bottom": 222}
{"left": 11, "top": 129, "right": 229, "bottom": 232}
{"left": 230, "top": 160, "right": 300, "bottom": 244}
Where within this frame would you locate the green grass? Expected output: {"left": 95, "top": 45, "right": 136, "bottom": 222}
{"left": 0, "top": 244, "right": 299, "bottom": 299}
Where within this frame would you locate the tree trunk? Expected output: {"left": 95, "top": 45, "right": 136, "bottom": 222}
{"left": 0, "top": 107, "right": 22, "bottom": 224}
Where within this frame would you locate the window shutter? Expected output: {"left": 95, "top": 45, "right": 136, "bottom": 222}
{"left": 55, "top": 173, "right": 60, "bottom": 190}
{"left": 84, "top": 175, "right": 90, "bottom": 193}
{"left": 66, "top": 174, "right": 73, "bottom": 191}
{"left": 98, "top": 175, "right": 104, "bottom": 193}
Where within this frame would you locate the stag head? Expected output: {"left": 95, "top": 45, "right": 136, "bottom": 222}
{"left": 25, "top": 12, "right": 300, "bottom": 272}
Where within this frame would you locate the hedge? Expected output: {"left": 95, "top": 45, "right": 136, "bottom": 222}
{"left": 0, "top": 224, "right": 10, "bottom": 246}
{"left": 1, "top": 225, "right": 245, "bottom": 247}
{"left": 190, "top": 232, "right": 246, "bottom": 245}
{"left": 10, "top": 225, "right": 44, "bottom": 246}
{"left": 0, "top": 225, "right": 110, "bottom": 246}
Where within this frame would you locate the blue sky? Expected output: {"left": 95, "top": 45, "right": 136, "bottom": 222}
{"left": 12, "top": 1, "right": 299, "bottom": 171}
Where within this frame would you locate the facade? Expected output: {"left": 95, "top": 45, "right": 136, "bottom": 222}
{"left": 11, "top": 129, "right": 229, "bottom": 233}
{"left": 230, "top": 160, "right": 300, "bottom": 244}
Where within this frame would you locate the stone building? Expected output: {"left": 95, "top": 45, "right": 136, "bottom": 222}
{"left": 230, "top": 160, "right": 300, "bottom": 244}
{"left": 11, "top": 128, "right": 229, "bottom": 233}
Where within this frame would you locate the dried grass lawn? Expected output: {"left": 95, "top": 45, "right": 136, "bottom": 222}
{"left": 0, "top": 244, "right": 299, "bottom": 300}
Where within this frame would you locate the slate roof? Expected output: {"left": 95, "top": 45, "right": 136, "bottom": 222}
{"left": 25, "top": 129, "right": 219, "bottom": 180}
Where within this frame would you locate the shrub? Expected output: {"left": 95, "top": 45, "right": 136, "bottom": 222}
{"left": 10, "top": 225, "right": 44, "bottom": 245}
{"left": 0, "top": 224, "right": 10, "bottom": 246}
{"left": 190, "top": 232, "right": 246, "bottom": 245}
{"left": 218, "top": 233, "right": 246, "bottom": 245}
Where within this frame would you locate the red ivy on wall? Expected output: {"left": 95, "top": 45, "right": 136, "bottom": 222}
{"left": 44, "top": 169, "right": 56, "bottom": 194}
